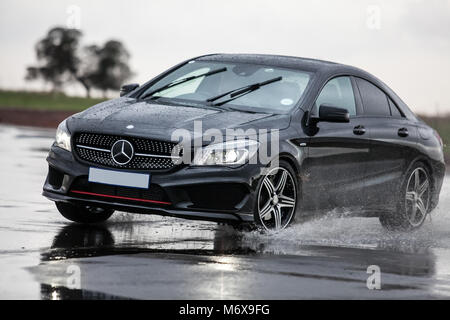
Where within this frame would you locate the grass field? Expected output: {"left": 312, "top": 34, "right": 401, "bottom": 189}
{"left": 0, "top": 90, "right": 449, "bottom": 163}
{"left": 0, "top": 90, "right": 106, "bottom": 111}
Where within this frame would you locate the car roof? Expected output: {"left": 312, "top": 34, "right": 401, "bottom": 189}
{"left": 197, "top": 53, "right": 342, "bottom": 72}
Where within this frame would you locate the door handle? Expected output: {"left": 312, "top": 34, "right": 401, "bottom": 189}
{"left": 398, "top": 127, "right": 409, "bottom": 137}
{"left": 353, "top": 125, "right": 366, "bottom": 135}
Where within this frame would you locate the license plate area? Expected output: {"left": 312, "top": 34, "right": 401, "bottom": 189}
{"left": 88, "top": 167, "right": 150, "bottom": 189}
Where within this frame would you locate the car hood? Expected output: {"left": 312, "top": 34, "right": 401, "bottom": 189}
{"left": 68, "top": 97, "right": 291, "bottom": 140}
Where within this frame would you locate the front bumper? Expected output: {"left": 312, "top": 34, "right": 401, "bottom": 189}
{"left": 43, "top": 144, "right": 264, "bottom": 223}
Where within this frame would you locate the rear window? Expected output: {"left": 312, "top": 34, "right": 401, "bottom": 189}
{"left": 388, "top": 98, "right": 403, "bottom": 117}
{"left": 356, "top": 78, "right": 391, "bottom": 117}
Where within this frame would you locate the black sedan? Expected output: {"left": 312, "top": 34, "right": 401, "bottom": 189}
{"left": 43, "top": 54, "right": 445, "bottom": 231}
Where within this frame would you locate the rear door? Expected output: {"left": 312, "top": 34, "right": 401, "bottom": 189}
{"left": 303, "top": 76, "right": 372, "bottom": 211}
{"left": 353, "top": 77, "right": 419, "bottom": 209}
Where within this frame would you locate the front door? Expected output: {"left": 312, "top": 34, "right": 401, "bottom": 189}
{"left": 302, "top": 76, "right": 371, "bottom": 211}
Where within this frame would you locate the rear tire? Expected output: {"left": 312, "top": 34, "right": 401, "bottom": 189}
{"left": 379, "top": 162, "right": 431, "bottom": 231}
{"left": 56, "top": 202, "right": 114, "bottom": 224}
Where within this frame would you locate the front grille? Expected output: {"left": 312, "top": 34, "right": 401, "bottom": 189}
{"left": 73, "top": 133, "right": 181, "bottom": 170}
{"left": 70, "top": 177, "right": 171, "bottom": 206}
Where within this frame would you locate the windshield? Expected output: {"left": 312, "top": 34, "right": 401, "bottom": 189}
{"left": 139, "top": 60, "right": 312, "bottom": 113}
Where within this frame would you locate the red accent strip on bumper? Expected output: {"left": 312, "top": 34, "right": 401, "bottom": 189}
{"left": 70, "top": 190, "right": 171, "bottom": 205}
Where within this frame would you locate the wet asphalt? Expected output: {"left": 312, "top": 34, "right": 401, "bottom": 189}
{"left": 1, "top": 124, "right": 450, "bottom": 300}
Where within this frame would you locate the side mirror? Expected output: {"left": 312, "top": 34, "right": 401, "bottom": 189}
{"left": 120, "top": 83, "right": 139, "bottom": 97}
{"left": 318, "top": 105, "right": 350, "bottom": 123}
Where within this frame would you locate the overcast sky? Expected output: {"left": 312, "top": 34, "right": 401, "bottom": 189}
{"left": 0, "top": 0, "right": 449, "bottom": 114}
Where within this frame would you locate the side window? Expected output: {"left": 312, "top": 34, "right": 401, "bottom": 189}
{"left": 315, "top": 76, "right": 356, "bottom": 116}
{"left": 356, "top": 78, "right": 391, "bottom": 116}
{"left": 388, "top": 98, "right": 403, "bottom": 117}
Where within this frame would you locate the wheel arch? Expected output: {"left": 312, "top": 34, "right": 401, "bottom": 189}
{"left": 278, "top": 153, "right": 301, "bottom": 177}
{"left": 404, "top": 156, "right": 437, "bottom": 209}
{"left": 405, "top": 156, "right": 434, "bottom": 187}
{"left": 277, "top": 153, "right": 303, "bottom": 201}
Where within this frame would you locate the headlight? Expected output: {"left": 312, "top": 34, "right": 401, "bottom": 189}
{"left": 192, "top": 140, "right": 259, "bottom": 166}
{"left": 55, "top": 120, "right": 71, "bottom": 152}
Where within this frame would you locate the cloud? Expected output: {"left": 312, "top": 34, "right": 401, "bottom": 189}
{"left": 0, "top": 0, "right": 449, "bottom": 113}
{"left": 398, "top": 0, "right": 450, "bottom": 46}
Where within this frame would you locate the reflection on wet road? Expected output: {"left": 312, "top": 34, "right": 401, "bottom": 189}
{"left": 1, "top": 124, "right": 450, "bottom": 299}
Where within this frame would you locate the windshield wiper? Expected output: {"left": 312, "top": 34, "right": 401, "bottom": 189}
{"left": 206, "top": 76, "right": 282, "bottom": 107}
{"left": 140, "top": 67, "right": 227, "bottom": 100}
{"left": 226, "top": 106, "right": 269, "bottom": 114}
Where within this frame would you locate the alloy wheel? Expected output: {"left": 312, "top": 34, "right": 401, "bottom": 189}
{"left": 257, "top": 167, "right": 297, "bottom": 230}
{"left": 405, "top": 167, "right": 431, "bottom": 227}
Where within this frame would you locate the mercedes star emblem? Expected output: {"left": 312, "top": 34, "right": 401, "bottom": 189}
{"left": 111, "top": 140, "right": 134, "bottom": 165}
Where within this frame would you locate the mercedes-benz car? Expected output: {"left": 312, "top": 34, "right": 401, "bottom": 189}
{"left": 43, "top": 54, "right": 445, "bottom": 231}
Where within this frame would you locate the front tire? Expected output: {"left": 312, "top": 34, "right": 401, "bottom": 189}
{"left": 379, "top": 162, "right": 431, "bottom": 231}
{"left": 254, "top": 160, "right": 299, "bottom": 231}
{"left": 56, "top": 202, "right": 114, "bottom": 224}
